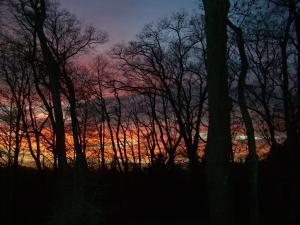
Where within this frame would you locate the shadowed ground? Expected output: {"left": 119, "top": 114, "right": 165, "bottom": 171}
{"left": 0, "top": 159, "right": 292, "bottom": 225}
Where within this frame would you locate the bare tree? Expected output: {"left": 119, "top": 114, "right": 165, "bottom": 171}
{"left": 10, "top": 0, "right": 68, "bottom": 170}
{"left": 0, "top": 41, "right": 30, "bottom": 168}
{"left": 113, "top": 12, "right": 208, "bottom": 169}
{"left": 42, "top": 3, "right": 106, "bottom": 169}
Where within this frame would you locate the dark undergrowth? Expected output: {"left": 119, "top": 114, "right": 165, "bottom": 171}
{"left": 0, "top": 158, "right": 297, "bottom": 225}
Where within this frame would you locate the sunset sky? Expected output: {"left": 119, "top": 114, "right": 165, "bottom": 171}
{"left": 59, "top": 0, "right": 199, "bottom": 51}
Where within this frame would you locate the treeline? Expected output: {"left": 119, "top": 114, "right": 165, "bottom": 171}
{"left": 0, "top": 0, "right": 299, "bottom": 225}
{"left": 0, "top": 0, "right": 297, "bottom": 172}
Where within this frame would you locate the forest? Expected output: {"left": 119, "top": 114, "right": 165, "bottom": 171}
{"left": 0, "top": 0, "right": 299, "bottom": 225}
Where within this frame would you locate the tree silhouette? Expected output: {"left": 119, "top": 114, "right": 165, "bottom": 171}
{"left": 202, "top": 0, "right": 234, "bottom": 224}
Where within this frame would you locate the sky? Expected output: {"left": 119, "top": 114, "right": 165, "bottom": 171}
{"left": 58, "top": 0, "right": 199, "bottom": 51}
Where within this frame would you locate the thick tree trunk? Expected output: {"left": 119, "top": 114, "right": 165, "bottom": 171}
{"left": 202, "top": 1, "right": 234, "bottom": 225}
{"left": 187, "top": 144, "right": 198, "bottom": 170}
{"left": 38, "top": 38, "right": 67, "bottom": 171}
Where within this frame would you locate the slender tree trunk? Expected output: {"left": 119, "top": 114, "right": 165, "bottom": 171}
{"left": 291, "top": 2, "right": 300, "bottom": 151}
{"left": 105, "top": 110, "right": 122, "bottom": 172}
{"left": 8, "top": 100, "right": 14, "bottom": 167}
{"left": 281, "top": 20, "right": 293, "bottom": 151}
{"left": 24, "top": 127, "right": 42, "bottom": 171}
{"left": 27, "top": 81, "right": 43, "bottom": 171}
{"left": 116, "top": 125, "right": 126, "bottom": 171}
{"left": 35, "top": 135, "right": 42, "bottom": 171}
{"left": 13, "top": 108, "right": 22, "bottom": 168}
{"left": 98, "top": 121, "right": 106, "bottom": 171}
{"left": 279, "top": 12, "right": 297, "bottom": 172}
{"left": 228, "top": 20, "right": 259, "bottom": 225}
{"left": 137, "top": 124, "right": 142, "bottom": 169}
{"left": 65, "top": 75, "right": 87, "bottom": 169}
{"left": 122, "top": 127, "right": 129, "bottom": 173}
{"left": 22, "top": 111, "right": 42, "bottom": 171}
{"left": 287, "top": 1, "right": 300, "bottom": 223}
{"left": 202, "top": 1, "right": 234, "bottom": 225}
